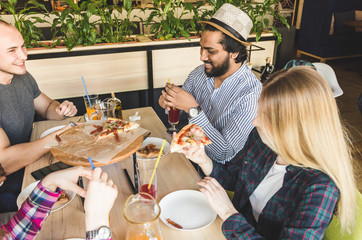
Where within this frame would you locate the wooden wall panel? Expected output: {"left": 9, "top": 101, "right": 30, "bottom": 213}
{"left": 26, "top": 52, "right": 148, "bottom": 99}
{"left": 153, "top": 47, "right": 201, "bottom": 87}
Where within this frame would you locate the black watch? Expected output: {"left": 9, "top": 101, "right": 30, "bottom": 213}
{"left": 86, "top": 226, "right": 112, "bottom": 240}
{"left": 188, "top": 106, "right": 202, "bottom": 118}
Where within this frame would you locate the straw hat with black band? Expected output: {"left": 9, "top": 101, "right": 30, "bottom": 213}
{"left": 199, "top": 3, "right": 253, "bottom": 47}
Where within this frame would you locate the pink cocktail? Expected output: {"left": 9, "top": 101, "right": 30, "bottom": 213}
{"left": 168, "top": 108, "right": 180, "bottom": 123}
{"left": 140, "top": 184, "right": 156, "bottom": 199}
{"left": 167, "top": 108, "right": 180, "bottom": 133}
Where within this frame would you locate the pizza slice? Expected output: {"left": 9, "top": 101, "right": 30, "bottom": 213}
{"left": 90, "top": 118, "right": 139, "bottom": 141}
{"left": 136, "top": 143, "right": 164, "bottom": 158}
{"left": 103, "top": 118, "right": 139, "bottom": 133}
{"left": 53, "top": 191, "right": 70, "bottom": 207}
{"left": 170, "top": 124, "right": 211, "bottom": 153}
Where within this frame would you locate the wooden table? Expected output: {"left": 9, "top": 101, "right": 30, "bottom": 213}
{"left": 22, "top": 107, "right": 225, "bottom": 240}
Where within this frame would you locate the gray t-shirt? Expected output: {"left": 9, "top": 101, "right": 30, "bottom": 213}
{"left": 0, "top": 72, "right": 41, "bottom": 145}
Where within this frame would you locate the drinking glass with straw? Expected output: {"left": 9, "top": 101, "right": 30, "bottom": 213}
{"left": 82, "top": 76, "right": 99, "bottom": 120}
{"left": 139, "top": 139, "right": 166, "bottom": 199}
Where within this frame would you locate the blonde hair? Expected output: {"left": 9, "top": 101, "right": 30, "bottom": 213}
{"left": 259, "top": 66, "right": 357, "bottom": 233}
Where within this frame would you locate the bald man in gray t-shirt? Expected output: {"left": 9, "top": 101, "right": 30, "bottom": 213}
{"left": 0, "top": 20, "right": 78, "bottom": 213}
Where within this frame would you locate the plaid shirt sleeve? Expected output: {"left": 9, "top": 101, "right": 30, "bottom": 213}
{"left": 1, "top": 181, "right": 61, "bottom": 240}
{"left": 221, "top": 176, "right": 339, "bottom": 240}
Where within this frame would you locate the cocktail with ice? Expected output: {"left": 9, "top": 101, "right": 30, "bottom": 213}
{"left": 83, "top": 94, "right": 98, "bottom": 121}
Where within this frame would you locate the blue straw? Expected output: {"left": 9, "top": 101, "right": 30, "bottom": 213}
{"left": 82, "top": 76, "right": 92, "bottom": 108}
{"left": 88, "top": 157, "right": 95, "bottom": 170}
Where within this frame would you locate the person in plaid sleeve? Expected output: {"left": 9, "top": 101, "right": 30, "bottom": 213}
{"left": 176, "top": 67, "right": 357, "bottom": 239}
{"left": 0, "top": 166, "right": 117, "bottom": 240}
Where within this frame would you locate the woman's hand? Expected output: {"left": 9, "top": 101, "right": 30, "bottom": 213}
{"left": 174, "top": 142, "right": 213, "bottom": 176}
{"left": 198, "top": 177, "right": 238, "bottom": 221}
{"left": 175, "top": 144, "right": 209, "bottom": 164}
{"left": 84, "top": 167, "right": 118, "bottom": 231}
{"left": 41, "top": 166, "right": 92, "bottom": 197}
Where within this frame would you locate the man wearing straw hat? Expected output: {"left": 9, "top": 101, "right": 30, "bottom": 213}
{"left": 159, "top": 3, "right": 262, "bottom": 164}
{"left": 0, "top": 20, "right": 77, "bottom": 213}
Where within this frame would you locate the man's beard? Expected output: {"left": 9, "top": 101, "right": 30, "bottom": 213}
{"left": 204, "top": 57, "right": 230, "bottom": 77}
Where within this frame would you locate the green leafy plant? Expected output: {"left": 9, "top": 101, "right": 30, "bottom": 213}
{"left": 183, "top": 1, "right": 210, "bottom": 36}
{"left": 1, "top": 0, "right": 290, "bottom": 49}
{"left": 94, "top": 0, "right": 137, "bottom": 43}
{"left": 51, "top": 0, "right": 100, "bottom": 51}
{"left": 144, "top": 0, "right": 194, "bottom": 40}
{"left": 206, "top": 0, "right": 227, "bottom": 13}
{"left": 240, "top": 0, "right": 290, "bottom": 44}
{"left": 0, "top": 0, "right": 49, "bottom": 48}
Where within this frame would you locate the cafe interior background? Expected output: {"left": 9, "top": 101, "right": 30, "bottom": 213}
{"left": 0, "top": 0, "right": 361, "bottom": 192}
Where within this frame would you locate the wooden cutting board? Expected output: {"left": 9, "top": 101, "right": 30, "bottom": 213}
{"left": 51, "top": 135, "right": 143, "bottom": 166}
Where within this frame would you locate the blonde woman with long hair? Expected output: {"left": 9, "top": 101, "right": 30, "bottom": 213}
{"left": 175, "top": 66, "right": 357, "bottom": 239}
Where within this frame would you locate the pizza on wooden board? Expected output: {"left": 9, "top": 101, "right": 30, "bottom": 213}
{"left": 136, "top": 143, "right": 164, "bottom": 158}
{"left": 170, "top": 124, "right": 211, "bottom": 152}
{"left": 49, "top": 118, "right": 149, "bottom": 165}
{"left": 89, "top": 118, "right": 139, "bottom": 142}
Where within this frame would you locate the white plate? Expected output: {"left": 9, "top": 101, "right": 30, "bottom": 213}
{"left": 17, "top": 181, "right": 76, "bottom": 213}
{"left": 159, "top": 190, "right": 217, "bottom": 231}
{"left": 137, "top": 137, "right": 170, "bottom": 160}
{"left": 40, "top": 125, "right": 66, "bottom": 138}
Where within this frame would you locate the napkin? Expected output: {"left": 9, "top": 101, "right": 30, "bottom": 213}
{"left": 129, "top": 111, "right": 141, "bottom": 122}
{"left": 45, "top": 121, "right": 149, "bottom": 163}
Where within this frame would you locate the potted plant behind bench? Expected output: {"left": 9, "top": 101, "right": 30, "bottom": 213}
{"left": 0, "top": 0, "right": 50, "bottom": 48}
{"left": 94, "top": 0, "right": 138, "bottom": 44}
{"left": 142, "top": 0, "right": 208, "bottom": 41}
{"left": 0, "top": 0, "right": 290, "bottom": 104}
{"left": 1, "top": 0, "right": 290, "bottom": 50}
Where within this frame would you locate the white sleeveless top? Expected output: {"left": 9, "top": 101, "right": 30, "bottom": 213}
{"left": 249, "top": 161, "right": 287, "bottom": 221}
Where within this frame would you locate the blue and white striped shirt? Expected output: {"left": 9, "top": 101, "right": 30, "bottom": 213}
{"left": 183, "top": 63, "right": 262, "bottom": 163}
